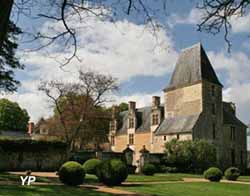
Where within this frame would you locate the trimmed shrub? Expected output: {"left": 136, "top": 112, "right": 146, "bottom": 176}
{"left": 96, "top": 159, "right": 128, "bottom": 186}
{"left": 58, "top": 161, "right": 85, "bottom": 186}
{"left": 224, "top": 167, "right": 240, "bottom": 181}
{"left": 83, "top": 159, "right": 101, "bottom": 175}
{"left": 204, "top": 167, "right": 223, "bottom": 182}
{"left": 142, "top": 164, "right": 156, "bottom": 176}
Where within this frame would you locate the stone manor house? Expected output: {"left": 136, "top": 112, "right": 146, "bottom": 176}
{"left": 109, "top": 43, "right": 248, "bottom": 169}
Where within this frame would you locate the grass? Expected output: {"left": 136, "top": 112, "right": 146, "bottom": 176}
{"left": 85, "top": 173, "right": 184, "bottom": 183}
{"left": 119, "top": 182, "right": 250, "bottom": 196}
{"left": 0, "top": 185, "right": 113, "bottom": 196}
{"left": 237, "top": 176, "right": 250, "bottom": 182}
{"left": 126, "top": 174, "right": 183, "bottom": 182}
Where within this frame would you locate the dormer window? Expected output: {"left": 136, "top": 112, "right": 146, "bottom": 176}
{"left": 129, "top": 134, "right": 134, "bottom": 145}
{"left": 129, "top": 118, "right": 135, "bottom": 128}
{"left": 212, "top": 103, "right": 216, "bottom": 115}
{"left": 152, "top": 114, "right": 159, "bottom": 125}
{"left": 110, "top": 121, "right": 115, "bottom": 131}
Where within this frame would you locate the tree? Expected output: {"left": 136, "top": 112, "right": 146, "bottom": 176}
{"left": 0, "top": 0, "right": 13, "bottom": 48}
{"left": 0, "top": 21, "right": 23, "bottom": 92}
{"left": 118, "top": 102, "right": 129, "bottom": 112}
{"left": 198, "top": 0, "right": 250, "bottom": 51}
{"left": 39, "top": 70, "right": 118, "bottom": 150}
{"left": 164, "top": 139, "right": 217, "bottom": 173}
{"left": 0, "top": 98, "right": 30, "bottom": 132}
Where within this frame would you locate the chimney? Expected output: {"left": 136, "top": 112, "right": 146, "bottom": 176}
{"left": 152, "top": 96, "right": 160, "bottom": 109}
{"left": 128, "top": 101, "right": 136, "bottom": 113}
{"left": 28, "top": 122, "right": 34, "bottom": 135}
{"left": 111, "top": 105, "right": 119, "bottom": 118}
{"left": 230, "top": 102, "right": 236, "bottom": 115}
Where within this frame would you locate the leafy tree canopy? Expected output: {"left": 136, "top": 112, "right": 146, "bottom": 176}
{"left": 164, "top": 139, "right": 217, "bottom": 173}
{"left": 0, "top": 21, "right": 23, "bottom": 92}
{"left": 0, "top": 98, "right": 30, "bottom": 132}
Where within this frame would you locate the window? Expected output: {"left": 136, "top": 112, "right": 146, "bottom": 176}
{"left": 211, "top": 85, "right": 215, "bottom": 96}
{"left": 177, "top": 134, "right": 180, "bottom": 140}
{"left": 152, "top": 114, "right": 159, "bottom": 125}
{"left": 163, "top": 135, "right": 167, "bottom": 141}
{"left": 110, "top": 121, "right": 115, "bottom": 131}
{"left": 212, "top": 103, "right": 216, "bottom": 115}
{"left": 212, "top": 123, "right": 216, "bottom": 139}
{"left": 129, "top": 134, "right": 134, "bottom": 145}
{"left": 240, "top": 151, "right": 244, "bottom": 165}
{"left": 111, "top": 136, "right": 115, "bottom": 146}
{"left": 230, "top": 126, "right": 236, "bottom": 141}
{"left": 231, "top": 149, "right": 235, "bottom": 165}
{"left": 129, "top": 118, "right": 135, "bottom": 128}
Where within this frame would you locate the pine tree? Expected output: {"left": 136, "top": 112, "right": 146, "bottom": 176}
{"left": 0, "top": 21, "right": 23, "bottom": 92}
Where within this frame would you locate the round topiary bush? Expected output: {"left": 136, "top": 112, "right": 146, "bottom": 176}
{"left": 96, "top": 159, "right": 128, "bottom": 186}
{"left": 58, "top": 161, "right": 85, "bottom": 186}
{"left": 204, "top": 167, "right": 223, "bottom": 182}
{"left": 142, "top": 163, "right": 156, "bottom": 176}
{"left": 224, "top": 167, "right": 240, "bottom": 181}
{"left": 83, "top": 159, "right": 102, "bottom": 175}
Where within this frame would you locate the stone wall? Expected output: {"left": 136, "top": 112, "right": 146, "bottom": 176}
{"left": 0, "top": 150, "right": 66, "bottom": 171}
{"left": 153, "top": 133, "right": 192, "bottom": 153}
{"left": 112, "top": 132, "right": 151, "bottom": 165}
{"left": 164, "top": 82, "right": 202, "bottom": 118}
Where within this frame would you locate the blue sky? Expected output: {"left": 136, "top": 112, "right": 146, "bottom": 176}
{"left": 2, "top": 0, "right": 250, "bottom": 130}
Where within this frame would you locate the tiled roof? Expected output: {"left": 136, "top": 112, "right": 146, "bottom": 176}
{"left": 164, "top": 43, "right": 222, "bottom": 91}
{"left": 154, "top": 114, "right": 200, "bottom": 135}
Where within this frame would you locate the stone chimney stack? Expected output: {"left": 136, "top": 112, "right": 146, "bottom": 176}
{"left": 152, "top": 96, "right": 160, "bottom": 109}
{"left": 111, "top": 105, "right": 119, "bottom": 118}
{"left": 230, "top": 102, "right": 236, "bottom": 115}
{"left": 28, "top": 122, "right": 34, "bottom": 135}
{"left": 128, "top": 101, "right": 136, "bottom": 113}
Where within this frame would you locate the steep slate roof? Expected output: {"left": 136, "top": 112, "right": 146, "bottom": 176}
{"left": 154, "top": 114, "right": 200, "bottom": 135}
{"left": 116, "top": 106, "right": 164, "bottom": 134}
{"left": 223, "top": 102, "right": 247, "bottom": 128}
{"left": 164, "top": 43, "right": 222, "bottom": 91}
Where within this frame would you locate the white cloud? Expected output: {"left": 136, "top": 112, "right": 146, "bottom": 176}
{"left": 3, "top": 13, "right": 177, "bottom": 122}
{"left": 230, "top": 13, "right": 250, "bottom": 33}
{"left": 208, "top": 51, "right": 250, "bottom": 85}
{"left": 223, "top": 83, "right": 250, "bottom": 124}
{"left": 171, "top": 7, "right": 250, "bottom": 34}
{"left": 113, "top": 91, "right": 163, "bottom": 109}
{"left": 168, "top": 8, "right": 203, "bottom": 26}
{"left": 207, "top": 51, "right": 250, "bottom": 123}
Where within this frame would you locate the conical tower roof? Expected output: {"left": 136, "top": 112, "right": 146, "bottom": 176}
{"left": 164, "top": 43, "right": 222, "bottom": 91}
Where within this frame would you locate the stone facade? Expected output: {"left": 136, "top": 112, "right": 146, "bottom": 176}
{"left": 109, "top": 43, "right": 247, "bottom": 170}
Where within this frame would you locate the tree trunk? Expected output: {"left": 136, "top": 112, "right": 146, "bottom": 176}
{"left": 0, "top": 0, "right": 13, "bottom": 48}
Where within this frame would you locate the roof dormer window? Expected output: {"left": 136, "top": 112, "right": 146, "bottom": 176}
{"left": 152, "top": 114, "right": 159, "bottom": 125}
{"left": 129, "top": 118, "right": 135, "bottom": 128}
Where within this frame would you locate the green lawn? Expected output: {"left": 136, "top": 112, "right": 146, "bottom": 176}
{"left": 238, "top": 176, "right": 250, "bottom": 182}
{"left": 0, "top": 185, "right": 113, "bottom": 196}
{"left": 126, "top": 174, "right": 183, "bottom": 182}
{"left": 119, "top": 182, "right": 250, "bottom": 196}
{"left": 85, "top": 173, "right": 183, "bottom": 183}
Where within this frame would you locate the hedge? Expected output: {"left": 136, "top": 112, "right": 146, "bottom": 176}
{"left": 0, "top": 138, "right": 67, "bottom": 153}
